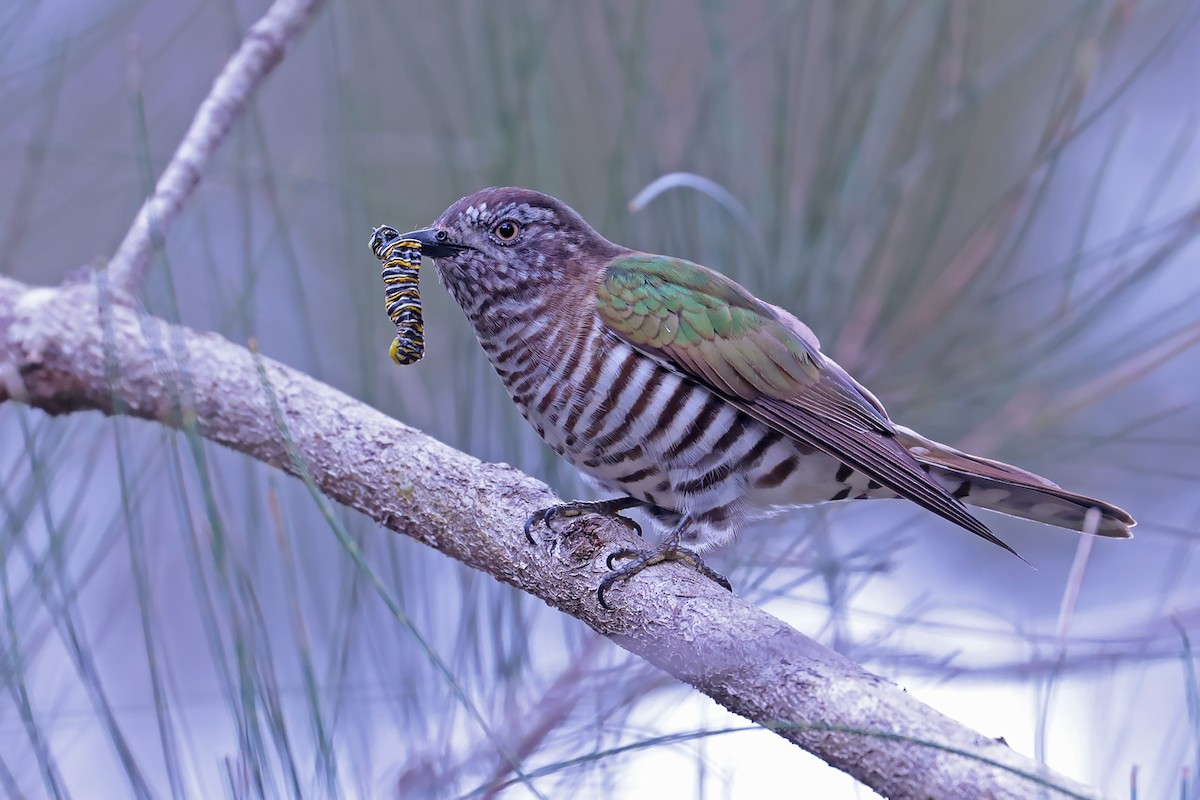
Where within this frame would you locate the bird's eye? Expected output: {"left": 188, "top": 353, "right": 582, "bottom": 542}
{"left": 493, "top": 220, "right": 521, "bottom": 243}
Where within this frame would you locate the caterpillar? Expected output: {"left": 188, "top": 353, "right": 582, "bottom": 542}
{"left": 370, "top": 225, "right": 424, "bottom": 365}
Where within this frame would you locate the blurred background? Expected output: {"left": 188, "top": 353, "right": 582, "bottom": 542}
{"left": 2, "top": 0, "right": 1200, "bottom": 797}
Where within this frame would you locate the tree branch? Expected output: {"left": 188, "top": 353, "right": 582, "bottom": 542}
{"left": 105, "top": 0, "right": 327, "bottom": 295}
{"left": 0, "top": 273, "right": 1105, "bottom": 800}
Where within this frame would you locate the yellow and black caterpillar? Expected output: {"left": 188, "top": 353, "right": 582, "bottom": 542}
{"left": 370, "top": 225, "right": 424, "bottom": 365}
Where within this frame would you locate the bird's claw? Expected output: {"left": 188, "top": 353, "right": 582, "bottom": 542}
{"left": 523, "top": 498, "right": 644, "bottom": 546}
{"left": 597, "top": 544, "right": 732, "bottom": 609}
{"left": 605, "top": 548, "right": 640, "bottom": 571}
{"left": 523, "top": 508, "right": 550, "bottom": 545}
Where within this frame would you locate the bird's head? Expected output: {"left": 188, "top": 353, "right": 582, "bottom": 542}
{"left": 401, "top": 188, "right": 623, "bottom": 294}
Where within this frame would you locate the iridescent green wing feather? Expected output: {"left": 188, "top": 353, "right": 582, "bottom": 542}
{"left": 597, "top": 254, "right": 1013, "bottom": 552}
{"left": 598, "top": 254, "right": 821, "bottom": 395}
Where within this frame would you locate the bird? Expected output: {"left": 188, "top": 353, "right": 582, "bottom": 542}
{"left": 397, "top": 187, "right": 1134, "bottom": 608}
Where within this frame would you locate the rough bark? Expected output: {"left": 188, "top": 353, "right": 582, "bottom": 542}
{"left": 0, "top": 273, "right": 1105, "bottom": 800}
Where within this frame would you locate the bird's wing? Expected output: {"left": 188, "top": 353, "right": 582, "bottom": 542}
{"left": 596, "top": 254, "right": 1012, "bottom": 552}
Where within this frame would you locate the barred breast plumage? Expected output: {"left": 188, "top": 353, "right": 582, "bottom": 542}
{"left": 472, "top": 300, "right": 884, "bottom": 551}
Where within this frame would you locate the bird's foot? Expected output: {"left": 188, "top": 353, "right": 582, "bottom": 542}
{"left": 598, "top": 541, "right": 732, "bottom": 609}
{"left": 524, "top": 497, "right": 644, "bottom": 545}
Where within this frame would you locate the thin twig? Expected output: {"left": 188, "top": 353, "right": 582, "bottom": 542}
{"left": 106, "top": 0, "right": 327, "bottom": 295}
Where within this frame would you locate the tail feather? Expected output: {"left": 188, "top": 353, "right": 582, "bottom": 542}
{"left": 893, "top": 425, "right": 1135, "bottom": 538}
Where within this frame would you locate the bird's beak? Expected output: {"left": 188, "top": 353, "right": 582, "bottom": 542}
{"left": 400, "top": 227, "right": 471, "bottom": 259}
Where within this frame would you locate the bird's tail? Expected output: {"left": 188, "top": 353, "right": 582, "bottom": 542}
{"left": 893, "top": 425, "right": 1135, "bottom": 538}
